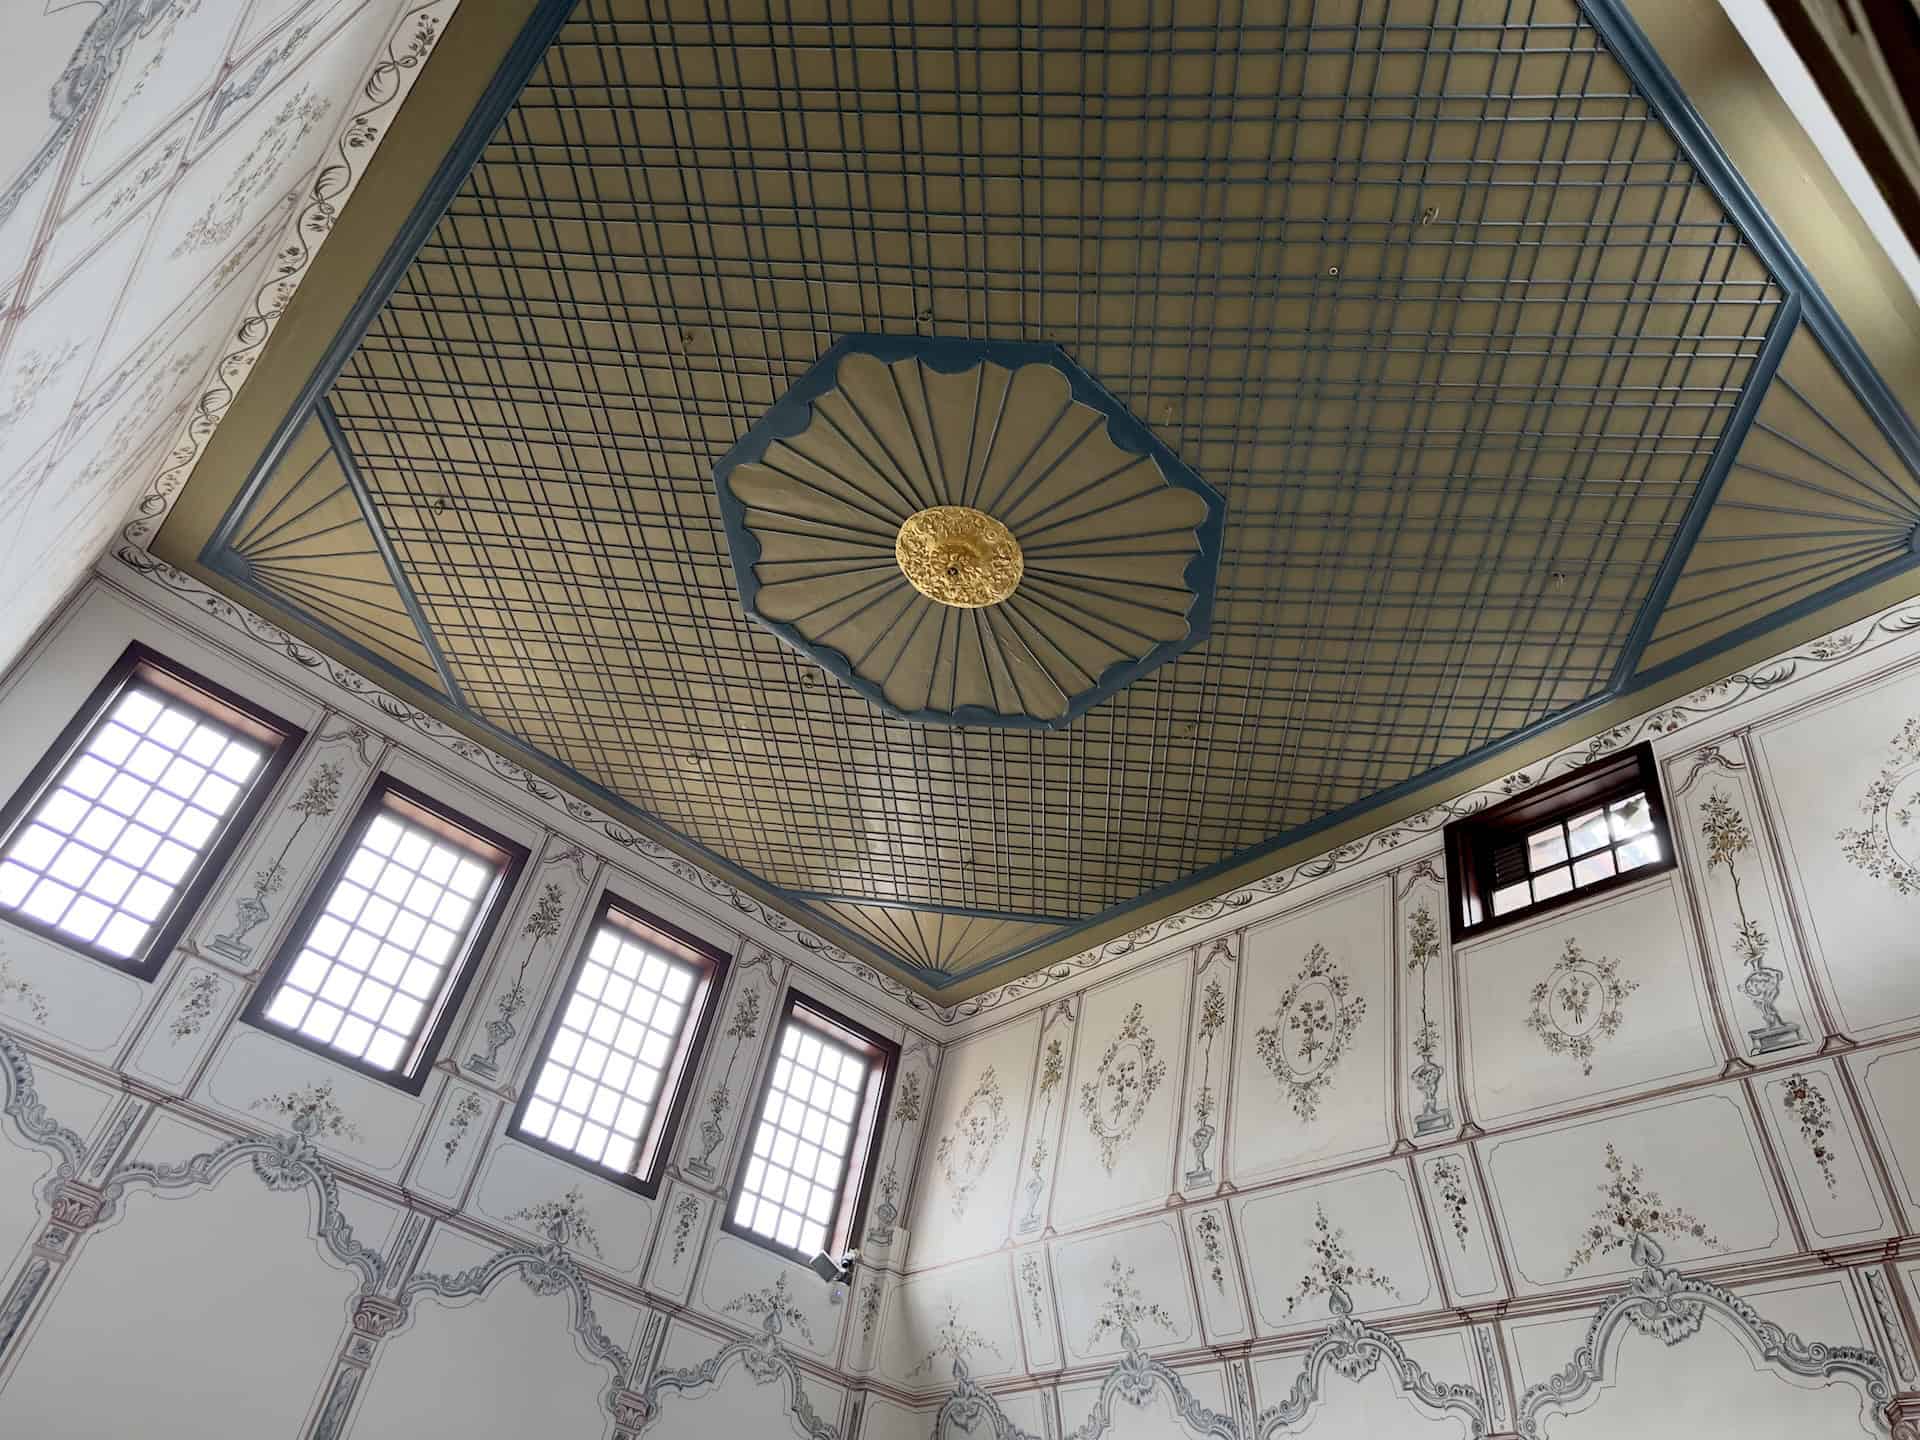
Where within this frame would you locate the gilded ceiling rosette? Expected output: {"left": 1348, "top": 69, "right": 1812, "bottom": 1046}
{"left": 714, "top": 336, "right": 1225, "bottom": 728}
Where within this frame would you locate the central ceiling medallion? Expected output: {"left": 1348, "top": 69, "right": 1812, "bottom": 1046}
{"left": 894, "top": 505, "right": 1023, "bottom": 609}
{"left": 713, "top": 335, "right": 1225, "bottom": 729}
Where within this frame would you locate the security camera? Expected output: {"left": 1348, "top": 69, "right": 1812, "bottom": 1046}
{"left": 809, "top": 1248, "right": 855, "bottom": 1285}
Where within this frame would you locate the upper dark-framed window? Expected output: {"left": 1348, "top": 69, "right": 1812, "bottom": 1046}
{"left": 508, "top": 894, "right": 729, "bottom": 1197}
{"left": 725, "top": 991, "right": 897, "bottom": 1266}
{"left": 0, "top": 642, "right": 304, "bottom": 979}
{"left": 246, "top": 776, "right": 527, "bottom": 1091}
{"left": 1445, "top": 741, "right": 1675, "bottom": 941}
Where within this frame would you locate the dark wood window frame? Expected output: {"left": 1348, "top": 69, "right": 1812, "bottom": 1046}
{"left": 1445, "top": 741, "right": 1676, "bottom": 942}
{"left": 0, "top": 641, "right": 306, "bottom": 981}
{"left": 506, "top": 893, "right": 730, "bottom": 1198}
{"left": 243, "top": 775, "right": 528, "bottom": 1093}
{"left": 723, "top": 989, "right": 898, "bottom": 1268}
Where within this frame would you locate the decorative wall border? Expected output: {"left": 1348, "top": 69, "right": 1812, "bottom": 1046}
{"left": 101, "top": 557, "right": 1920, "bottom": 1034}
{"left": 120, "top": 0, "right": 463, "bottom": 551}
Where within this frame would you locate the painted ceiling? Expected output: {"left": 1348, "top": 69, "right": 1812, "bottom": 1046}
{"left": 162, "top": 0, "right": 1920, "bottom": 992}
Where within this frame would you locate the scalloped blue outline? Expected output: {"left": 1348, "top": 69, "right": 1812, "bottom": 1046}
{"left": 710, "top": 334, "right": 1227, "bottom": 731}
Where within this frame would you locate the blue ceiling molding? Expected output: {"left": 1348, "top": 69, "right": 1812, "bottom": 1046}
{"left": 201, "top": 0, "right": 579, "bottom": 562}
{"left": 1584, "top": 0, "right": 1920, "bottom": 689}
{"left": 711, "top": 334, "right": 1228, "bottom": 730}
{"left": 1610, "top": 296, "right": 1805, "bottom": 688}
{"left": 206, "top": 398, "right": 463, "bottom": 706}
{"left": 315, "top": 400, "right": 467, "bottom": 706}
{"left": 194, "top": 0, "right": 1920, "bottom": 993}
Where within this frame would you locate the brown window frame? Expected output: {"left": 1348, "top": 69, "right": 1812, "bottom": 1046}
{"left": 723, "top": 990, "right": 898, "bottom": 1267}
{"left": 1444, "top": 741, "right": 1675, "bottom": 942}
{"left": 243, "top": 775, "right": 528, "bottom": 1093}
{"left": 0, "top": 641, "right": 305, "bottom": 980}
{"left": 506, "top": 893, "right": 730, "bottom": 1198}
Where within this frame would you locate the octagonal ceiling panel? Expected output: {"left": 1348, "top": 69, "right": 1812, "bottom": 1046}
{"left": 193, "top": 0, "right": 1920, "bottom": 987}
{"left": 715, "top": 337, "right": 1225, "bottom": 728}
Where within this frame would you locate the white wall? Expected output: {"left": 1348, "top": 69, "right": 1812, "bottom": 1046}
{"left": 0, "top": 563, "right": 942, "bottom": 1439}
{"left": 1, "top": 552, "right": 1918, "bottom": 1438}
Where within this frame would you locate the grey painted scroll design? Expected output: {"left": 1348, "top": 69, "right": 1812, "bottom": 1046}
{"left": 1251, "top": 1282, "right": 1490, "bottom": 1438}
{"left": 96, "top": 1105, "right": 385, "bottom": 1287}
{"left": 1516, "top": 1234, "right": 1894, "bottom": 1437}
{"left": 396, "top": 1222, "right": 633, "bottom": 1433}
{"left": 639, "top": 1279, "right": 839, "bottom": 1439}
{"left": 930, "top": 1317, "right": 1239, "bottom": 1440}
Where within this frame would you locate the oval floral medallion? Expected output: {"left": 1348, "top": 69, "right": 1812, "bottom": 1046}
{"left": 1077, "top": 1001, "right": 1168, "bottom": 1172}
{"left": 1839, "top": 716, "right": 1920, "bottom": 894}
{"left": 934, "top": 1066, "right": 1010, "bottom": 1218}
{"left": 1255, "top": 943, "right": 1366, "bottom": 1121}
{"left": 1525, "top": 937, "right": 1638, "bottom": 1076}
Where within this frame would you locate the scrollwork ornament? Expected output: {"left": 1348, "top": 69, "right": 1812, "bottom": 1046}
{"left": 1518, "top": 1234, "right": 1892, "bottom": 1438}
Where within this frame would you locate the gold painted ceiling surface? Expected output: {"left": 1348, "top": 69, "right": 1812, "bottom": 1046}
{"left": 237, "top": 0, "right": 1852, "bottom": 978}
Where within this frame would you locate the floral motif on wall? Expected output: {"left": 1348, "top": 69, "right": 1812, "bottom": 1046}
{"left": 467, "top": 879, "right": 567, "bottom": 1078}
{"left": 439, "top": 1092, "right": 485, "bottom": 1164}
{"left": 1085, "top": 1257, "right": 1175, "bottom": 1349}
{"left": 1838, "top": 716, "right": 1920, "bottom": 895}
{"left": 1283, "top": 1204, "right": 1400, "bottom": 1316}
{"left": 509, "top": 1186, "right": 604, "bottom": 1258}
{"left": 1700, "top": 788, "right": 1801, "bottom": 1052}
{"left": 249, "top": 1082, "right": 361, "bottom": 1144}
{"left": 1525, "top": 938, "right": 1637, "bottom": 1077}
{"left": 1428, "top": 1157, "right": 1472, "bottom": 1251}
{"left": 0, "top": 342, "right": 86, "bottom": 441}
{"left": 1780, "top": 1072, "right": 1838, "bottom": 1192}
{"left": 912, "top": 1300, "right": 1001, "bottom": 1376}
{"left": 1078, "top": 1002, "right": 1168, "bottom": 1173}
{"left": 1187, "top": 975, "right": 1227, "bottom": 1182}
{"left": 866, "top": 1067, "right": 924, "bottom": 1243}
{"left": 166, "top": 969, "right": 221, "bottom": 1041}
{"left": 669, "top": 1194, "right": 701, "bottom": 1263}
{"left": 1017, "top": 1037, "right": 1064, "bottom": 1232}
{"left": 858, "top": 1275, "right": 882, "bottom": 1342}
{"left": 1254, "top": 943, "right": 1366, "bottom": 1122}
{"left": 935, "top": 1065, "right": 1010, "bottom": 1218}
{"left": 1195, "top": 1210, "right": 1228, "bottom": 1294}
{"left": 687, "top": 982, "right": 762, "bottom": 1179}
{"left": 724, "top": 1271, "right": 811, "bottom": 1344}
{"left": 208, "top": 758, "right": 344, "bottom": 961}
{"left": 1565, "top": 1143, "right": 1721, "bottom": 1276}
{"left": 1405, "top": 898, "right": 1452, "bottom": 1135}
{"left": 172, "top": 85, "right": 332, "bottom": 258}
{"left": 1019, "top": 1254, "right": 1047, "bottom": 1328}
{"left": 0, "top": 951, "right": 49, "bottom": 1026}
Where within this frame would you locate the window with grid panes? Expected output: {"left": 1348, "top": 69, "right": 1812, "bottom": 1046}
{"left": 727, "top": 994, "right": 896, "bottom": 1263}
{"left": 246, "top": 777, "right": 526, "bottom": 1089}
{"left": 1445, "top": 741, "right": 1675, "bottom": 940}
{"left": 510, "top": 896, "right": 726, "bottom": 1195}
{"left": 0, "top": 644, "right": 302, "bottom": 977}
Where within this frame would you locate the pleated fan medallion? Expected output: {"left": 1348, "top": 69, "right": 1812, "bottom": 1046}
{"left": 713, "top": 336, "right": 1226, "bottom": 729}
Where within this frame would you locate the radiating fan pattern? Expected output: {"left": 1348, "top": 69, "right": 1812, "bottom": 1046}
{"left": 1638, "top": 326, "right": 1920, "bottom": 675}
{"left": 715, "top": 339, "right": 1225, "bottom": 728}
{"left": 216, "top": 406, "right": 450, "bottom": 696}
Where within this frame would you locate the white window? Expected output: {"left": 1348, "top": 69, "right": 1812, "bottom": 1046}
{"left": 513, "top": 897, "right": 725, "bottom": 1193}
{"left": 0, "top": 646, "right": 298, "bottom": 974}
{"left": 250, "top": 779, "right": 524, "bottom": 1086}
{"left": 729, "top": 995, "right": 894, "bottom": 1262}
